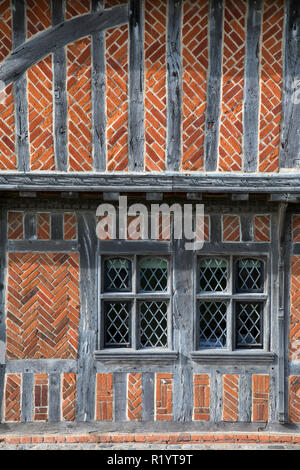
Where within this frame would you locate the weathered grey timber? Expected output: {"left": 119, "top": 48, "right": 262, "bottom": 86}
{"left": 3, "top": 173, "right": 300, "bottom": 193}
{"left": 0, "top": 209, "right": 7, "bottom": 423}
{"left": 204, "top": 0, "right": 223, "bottom": 171}
{"left": 0, "top": 5, "right": 129, "bottom": 86}
{"left": 24, "top": 212, "right": 37, "bottom": 240}
{"left": 50, "top": 213, "right": 64, "bottom": 240}
{"left": 12, "top": 0, "right": 30, "bottom": 172}
{"left": 172, "top": 237, "right": 193, "bottom": 421}
{"left": 142, "top": 372, "right": 154, "bottom": 421}
{"left": 92, "top": 0, "right": 106, "bottom": 172}
{"left": 166, "top": 0, "right": 182, "bottom": 171}
{"left": 281, "top": 210, "right": 292, "bottom": 423}
{"left": 128, "top": 0, "right": 144, "bottom": 171}
{"left": 76, "top": 213, "right": 98, "bottom": 422}
{"left": 243, "top": 0, "right": 262, "bottom": 172}
{"left": 241, "top": 214, "right": 254, "bottom": 242}
{"left": 114, "top": 372, "right": 127, "bottom": 421}
{"left": 49, "top": 373, "right": 61, "bottom": 422}
{"left": 51, "top": 0, "right": 68, "bottom": 172}
{"left": 21, "top": 373, "right": 34, "bottom": 423}
{"left": 7, "top": 240, "right": 78, "bottom": 252}
{"left": 6, "top": 359, "right": 78, "bottom": 374}
{"left": 280, "top": 0, "right": 300, "bottom": 168}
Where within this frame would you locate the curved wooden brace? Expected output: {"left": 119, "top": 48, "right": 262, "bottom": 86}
{"left": 0, "top": 5, "right": 128, "bottom": 86}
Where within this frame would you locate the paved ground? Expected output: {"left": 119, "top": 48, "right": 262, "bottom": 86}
{"left": 1, "top": 441, "right": 299, "bottom": 450}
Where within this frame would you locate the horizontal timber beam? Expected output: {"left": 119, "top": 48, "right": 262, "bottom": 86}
{"left": 0, "top": 173, "right": 300, "bottom": 194}
{"left": 0, "top": 6, "right": 128, "bottom": 85}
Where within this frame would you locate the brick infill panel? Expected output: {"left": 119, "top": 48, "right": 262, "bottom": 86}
{"left": 1, "top": 432, "right": 300, "bottom": 445}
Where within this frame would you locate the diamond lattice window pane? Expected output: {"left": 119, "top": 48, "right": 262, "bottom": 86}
{"left": 236, "top": 302, "right": 263, "bottom": 348}
{"left": 104, "top": 258, "right": 131, "bottom": 291}
{"left": 139, "top": 258, "right": 168, "bottom": 292}
{"left": 104, "top": 301, "right": 131, "bottom": 347}
{"left": 139, "top": 301, "right": 168, "bottom": 348}
{"left": 198, "top": 301, "right": 227, "bottom": 348}
{"left": 236, "top": 259, "right": 263, "bottom": 292}
{"left": 199, "top": 258, "right": 228, "bottom": 292}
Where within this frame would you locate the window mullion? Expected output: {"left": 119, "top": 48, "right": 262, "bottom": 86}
{"left": 132, "top": 254, "right": 137, "bottom": 349}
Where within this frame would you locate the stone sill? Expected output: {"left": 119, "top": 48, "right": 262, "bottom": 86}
{"left": 94, "top": 350, "right": 178, "bottom": 362}
{"left": 190, "top": 351, "right": 276, "bottom": 364}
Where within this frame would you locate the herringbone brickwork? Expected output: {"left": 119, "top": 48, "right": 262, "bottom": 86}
{"left": 0, "top": 0, "right": 12, "bottom": 63}
{"left": 4, "top": 373, "right": 21, "bottom": 422}
{"left": 155, "top": 373, "right": 172, "bottom": 421}
{"left": 222, "top": 215, "right": 240, "bottom": 242}
{"left": 6, "top": 252, "right": 80, "bottom": 359}
{"left": 252, "top": 374, "right": 269, "bottom": 422}
{"left": 223, "top": 374, "right": 239, "bottom": 422}
{"left": 105, "top": 0, "right": 128, "bottom": 171}
{"left": 290, "top": 256, "right": 300, "bottom": 361}
{"left": 144, "top": 0, "right": 167, "bottom": 171}
{"left": 27, "top": 55, "right": 55, "bottom": 171}
{"left": 62, "top": 373, "right": 77, "bottom": 421}
{"left": 0, "top": 83, "right": 17, "bottom": 170}
{"left": 218, "top": 0, "right": 246, "bottom": 172}
{"left": 66, "top": 0, "right": 90, "bottom": 19}
{"left": 26, "top": 0, "right": 51, "bottom": 39}
{"left": 8, "top": 212, "right": 24, "bottom": 240}
{"left": 34, "top": 373, "right": 49, "bottom": 421}
{"left": 193, "top": 374, "right": 210, "bottom": 421}
{"left": 258, "top": 0, "right": 284, "bottom": 173}
{"left": 293, "top": 216, "right": 300, "bottom": 242}
{"left": 289, "top": 376, "right": 300, "bottom": 423}
{"left": 195, "top": 215, "right": 210, "bottom": 243}
{"left": 127, "top": 373, "right": 142, "bottom": 421}
{"left": 254, "top": 215, "right": 271, "bottom": 242}
{"left": 64, "top": 212, "right": 77, "bottom": 240}
{"left": 181, "top": 0, "right": 208, "bottom": 171}
{"left": 67, "top": 37, "right": 93, "bottom": 171}
{"left": 95, "top": 373, "right": 113, "bottom": 421}
{"left": 37, "top": 213, "right": 51, "bottom": 240}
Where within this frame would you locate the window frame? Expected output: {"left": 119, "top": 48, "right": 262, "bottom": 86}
{"left": 97, "top": 252, "right": 174, "bottom": 354}
{"left": 193, "top": 253, "right": 270, "bottom": 354}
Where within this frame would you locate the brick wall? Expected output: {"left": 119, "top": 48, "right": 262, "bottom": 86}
{"left": 0, "top": 0, "right": 287, "bottom": 173}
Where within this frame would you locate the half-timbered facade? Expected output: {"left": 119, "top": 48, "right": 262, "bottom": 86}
{"left": 0, "top": 0, "right": 300, "bottom": 429}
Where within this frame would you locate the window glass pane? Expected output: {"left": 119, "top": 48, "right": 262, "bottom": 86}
{"left": 198, "top": 301, "right": 227, "bottom": 348}
{"left": 104, "top": 301, "right": 131, "bottom": 347}
{"left": 139, "top": 301, "right": 168, "bottom": 348}
{"left": 104, "top": 258, "right": 131, "bottom": 291}
{"left": 199, "top": 258, "right": 227, "bottom": 292}
{"left": 236, "top": 302, "right": 263, "bottom": 348}
{"left": 139, "top": 257, "right": 168, "bottom": 292}
{"left": 236, "top": 259, "right": 263, "bottom": 292}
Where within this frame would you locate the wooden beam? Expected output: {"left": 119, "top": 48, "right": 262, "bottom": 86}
{"left": 166, "top": 0, "right": 182, "bottom": 171}
{"left": 280, "top": 0, "right": 300, "bottom": 168}
{"left": 243, "top": 0, "right": 262, "bottom": 172}
{"left": 204, "top": 0, "right": 223, "bottom": 171}
{"left": 92, "top": 0, "right": 106, "bottom": 171}
{"left": 12, "top": 0, "right": 30, "bottom": 172}
{"left": 51, "top": 0, "right": 68, "bottom": 171}
{"left": 128, "top": 0, "right": 145, "bottom": 171}
{"left": 1, "top": 172, "right": 300, "bottom": 193}
{"left": 0, "top": 5, "right": 129, "bottom": 86}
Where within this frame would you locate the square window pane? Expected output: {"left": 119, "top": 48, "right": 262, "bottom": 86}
{"left": 198, "top": 301, "right": 227, "bottom": 348}
{"left": 104, "top": 301, "right": 131, "bottom": 347}
{"left": 199, "top": 258, "right": 228, "bottom": 292}
{"left": 104, "top": 258, "right": 131, "bottom": 291}
{"left": 236, "top": 302, "right": 263, "bottom": 348}
{"left": 139, "top": 257, "right": 168, "bottom": 292}
{"left": 236, "top": 259, "right": 263, "bottom": 292}
{"left": 139, "top": 301, "right": 168, "bottom": 348}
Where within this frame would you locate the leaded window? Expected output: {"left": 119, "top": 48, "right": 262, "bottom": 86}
{"left": 196, "top": 256, "right": 266, "bottom": 350}
{"left": 100, "top": 256, "right": 171, "bottom": 350}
